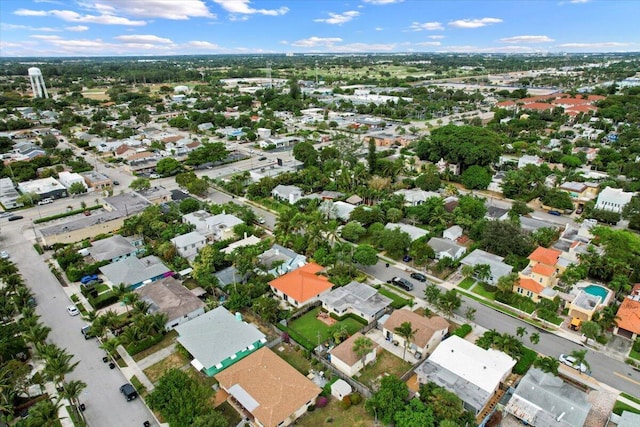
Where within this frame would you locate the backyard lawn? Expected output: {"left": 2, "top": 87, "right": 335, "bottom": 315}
{"left": 288, "top": 307, "right": 366, "bottom": 346}
{"left": 132, "top": 330, "right": 178, "bottom": 362}
{"left": 298, "top": 397, "right": 372, "bottom": 427}
{"left": 143, "top": 352, "right": 190, "bottom": 384}
{"left": 458, "top": 277, "right": 475, "bottom": 290}
{"left": 356, "top": 350, "right": 412, "bottom": 389}
{"left": 471, "top": 283, "right": 496, "bottom": 300}
{"left": 275, "top": 342, "right": 314, "bottom": 376}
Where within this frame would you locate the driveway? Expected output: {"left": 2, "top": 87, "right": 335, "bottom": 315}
{"left": 3, "top": 223, "right": 157, "bottom": 427}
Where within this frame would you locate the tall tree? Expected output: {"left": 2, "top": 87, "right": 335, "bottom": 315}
{"left": 394, "top": 321, "right": 417, "bottom": 360}
{"left": 352, "top": 335, "right": 374, "bottom": 368}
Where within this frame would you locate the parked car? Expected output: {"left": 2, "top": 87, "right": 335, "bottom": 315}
{"left": 548, "top": 210, "right": 562, "bottom": 216}
{"left": 390, "top": 277, "right": 414, "bottom": 291}
{"left": 256, "top": 217, "right": 265, "bottom": 224}
{"left": 150, "top": 173, "right": 160, "bottom": 179}
{"left": 38, "top": 198, "right": 53, "bottom": 205}
{"left": 81, "top": 325, "right": 93, "bottom": 339}
{"left": 576, "top": 206, "right": 584, "bottom": 214}
{"left": 8, "top": 215, "right": 24, "bottom": 221}
{"left": 0, "top": 251, "right": 9, "bottom": 259}
{"left": 402, "top": 255, "right": 413, "bottom": 262}
{"left": 410, "top": 272, "right": 427, "bottom": 282}
{"left": 67, "top": 305, "right": 80, "bottom": 316}
{"left": 258, "top": 156, "right": 267, "bottom": 161}
{"left": 80, "top": 274, "right": 101, "bottom": 285}
{"left": 113, "top": 181, "right": 120, "bottom": 186}
{"left": 120, "top": 383, "right": 138, "bottom": 401}
{"left": 559, "top": 354, "right": 587, "bottom": 373}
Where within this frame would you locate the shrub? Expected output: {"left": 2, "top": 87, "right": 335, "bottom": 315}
{"left": 596, "top": 335, "right": 608, "bottom": 345}
{"left": 126, "top": 333, "right": 164, "bottom": 356}
{"left": 350, "top": 392, "right": 362, "bottom": 405}
{"left": 316, "top": 396, "right": 329, "bottom": 408}
{"left": 452, "top": 324, "right": 472, "bottom": 338}
{"left": 481, "top": 282, "right": 498, "bottom": 293}
{"left": 341, "top": 395, "right": 351, "bottom": 410}
{"left": 513, "top": 347, "right": 537, "bottom": 375}
{"left": 307, "top": 405, "right": 316, "bottom": 412}
{"left": 88, "top": 292, "right": 119, "bottom": 310}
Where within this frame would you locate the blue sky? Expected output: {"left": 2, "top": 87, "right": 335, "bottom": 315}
{"left": 0, "top": 0, "right": 637, "bottom": 57}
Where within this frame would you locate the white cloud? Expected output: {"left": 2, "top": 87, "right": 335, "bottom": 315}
{"left": 332, "top": 42, "right": 397, "bottom": 52}
{"left": 187, "top": 41, "right": 220, "bottom": 49}
{"left": 415, "top": 41, "right": 441, "bottom": 47}
{"left": 213, "top": 0, "right": 288, "bottom": 17}
{"left": 30, "top": 34, "right": 63, "bottom": 40}
{"left": 410, "top": 21, "right": 444, "bottom": 31}
{"left": 428, "top": 35, "right": 445, "bottom": 39}
{"left": 557, "top": 42, "right": 630, "bottom": 49}
{"left": 499, "top": 35, "right": 554, "bottom": 43}
{"left": 441, "top": 45, "right": 541, "bottom": 53}
{"left": 15, "top": 8, "right": 146, "bottom": 25}
{"left": 375, "top": 27, "right": 383, "bottom": 31}
{"left": 14, "top": 9, "right": 48, "bottom": 16}
{"left": 314, "top": 11, "right": 360, "bottom": 25}
{"left": 362, "top": 0, "right": 404, "bottom": 4}
{"left": 1, "top": 23, "right": 60, "bottom": 32}
{"left": 291, "top": 36, "right": 343, "bottom": 48}
{"left": 569, "top": 0, "right": 590, "bottom": 3}
{"left": 65, "top": 25, "right": 89, "bottom": 32}
{"left": 103, "top": 0, "right": 215, "bottom": 20}
{"left": 448, "top": 17, "right": 503, "bottom": 28}
{"left": 114, "top": 34, "right": 173, "bottom": 44}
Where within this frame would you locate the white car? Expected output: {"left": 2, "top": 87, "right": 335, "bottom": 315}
{"left": 67, "top": 305, "right": 80, "bottom": 316}
{"left": 559, "top": 354, "right": 587, "bottom": 373}
{"left": 0, "top": 251, "right": 9, "bottom": 259}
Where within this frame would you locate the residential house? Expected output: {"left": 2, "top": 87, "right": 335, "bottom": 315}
{"left": 57, "top": 171, "right": 87, "bottom": 191}
{"left": 331, "top": 201, "right": 356, "bottom": 221}
{"left": 594, "top": 187, "right": 634, "bottom": 213}
{"left": 114, "top": 144, "right": 137, "bottom": 159}
{"left": 460, "top": 249, "right": 513, "bottom": 286}
{"left": 415, "top": 335, "right": 516, "bottom": 415}
{"left": 215, "top": 347, "right": 321, "bottom": 427}
{"left": 271, "top": 184, "right": 303, "bottom": 204}
{"left": 427, "top": 237, "right": 466, "bottom": 260}
{"left": 519, "top": 216, "right": 561, "bottom": 233}
{"left": 384, "top": 222, "right": 428, "bottom": 242}
{"left": 80, "top": 171, "right": 112, "bottom": 190}
{"left": 614, "top": 284, "right": 640, "bottom": 340}
{"left": 135, "top": 276, "right": 205, "bottom": 330}
{"left": 443, "top": 225, "right": 463, "bottom": 241}
{"left": 268, "top": 262, "right": 333, "bottom": 308}
{"left": 381, "top": 310, "right": 449, "bottom": 357}
{"left": 222, "top": 235, "right": 261, "bottom": 255}
{"left": 214, "top": 266, "right": 243, "bottom": 290}
{"left": 182, "top": 210, "right": 243, "bottom": 241}
{"left": 0, "top": 177, "right": 23, "bottom": 209}
{"left": 514, "top": 247, "right": 561, "bottom": 302}
{"left": 88, "top": 235, "right": 143, "bottom": 263}
{"left": 345, "top": 195, "right": 362, "bottom": 206}
{"left": 259, "top": 244, "right": 306, "bottom": 277}
{"left": 505, "top": 368, "right": 591, "bottom": 427}
{"left": 567, "top": 286, "right": 604, "bottom": 323}
{"left": 559, "top": 181, "right": 599, "bottom": 210}
{"left": 176, "top": 307, "right": 266, "bottom": 376}
{"left": 320, "top": 281, "right": 392, "bottom": 323}
{"left": 394, "top": 189, "right": 440, "bottom": 207}
{"left": 170, "top": 231, "right": 207, "bottom": 260}
{"left": 99, "top": 255, "right": 172, "bottom": 289}
{"left": 518, "top": 155, "right": 543, "bottom": 169}
{"left": 485, "top": 206, "right": 509, "bottom": 221}
{"left": 329, "top": 332, "right": 378, "bottom": 377}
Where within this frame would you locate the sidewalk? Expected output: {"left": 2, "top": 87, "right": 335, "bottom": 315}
{"left": 116, "top": 345, "right": 155, "bottom": 392}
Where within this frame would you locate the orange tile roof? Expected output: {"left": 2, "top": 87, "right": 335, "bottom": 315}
{"left": 528, "top": 247, "right": 561, "bottom": 266}
{"left": 518, "top": 277, "right": 545, "bottom": 294}
{"left": 215, "top": 348, "right": 321, "bottom": 427}
{"left": 616, "top": 298, "right": 640, "bottom": 335}
{"left": 532, "top": 263, "right": 556, "bottom": 277}
{"left": 522, "top": 102, "right": 554, "bottom": 111}
{"left": 496, "top": 100, "right": 516, "bottom": 107}
{"left": 383, "top": 310, "right": 449, "bottom": 348}
{"left": 268, "top": 263, "right": 333, "bottom": 304}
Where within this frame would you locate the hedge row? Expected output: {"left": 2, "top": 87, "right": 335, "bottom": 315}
{"left": 34, "top": 204, "right": 102, "bottom": 224}
{"left": 513, "top": 347, "right": 537, "bottom": 375}
{"left": 452, "top": 324, "right": 472, "bottom": 338}
{"left": 126, "top": 333, "right": 164, "bottom": 356}
{"left": 328, "top": 312, "right": 367, "bottom": 325}
{"left": 88, "top": 292, "right": 119, "bottom": 310}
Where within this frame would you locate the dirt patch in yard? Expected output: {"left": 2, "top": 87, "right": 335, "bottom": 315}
{"left": 143, "top": 353, "right": 190, "bottom": 384}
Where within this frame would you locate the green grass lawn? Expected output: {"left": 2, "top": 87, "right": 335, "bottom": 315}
{"left": 356, "top": 351, "right": 412, "bottom": 389}
{"left": 378, "top": 287, "right": 412, "bottom": 309}
{"left": 298, "top": 398, "right": 372, "bottom": 427}
{"left": 621, "top": 392, "right": 640, "bottom": 405}
{"left": 288, "top": 307, "right": 365, "bottom": 345}
{"left": 630, "top": 349, "right": 640, "bottom": 361}
{"left": 509, "top": 298, "right": 537, "bottom": 314}
{"left": 613, "top": 400, "right": 640, "bottom": 416}
{"left": 458, "top": 277, "right": 475, "bottom": 290}
{"left": 132, "top": 330, "right": 178, "bottom": 362}
{"left": 274, "top": 342, "right": 314, "bottom": 375}
{"left": 472, "top": 284, "right": 496, "bottom": 300}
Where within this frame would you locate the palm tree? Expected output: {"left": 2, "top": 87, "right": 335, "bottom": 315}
{"left": 23, "top": 323, "right": 51, "bottom": 347}
{"left": 352, "top": 336, "right": 374, "bottom": 368}
{"left": 132, "top": 299, "right": 151, "bottom": 317}
{"left": 61, "top": 379, "right": 86, "bottom": 409}
{"left": 26, "top": 398, "right": 64, "bottom": 427}
{"left": 43, "top": 347, "right": 79, "bottom": 387}
{"left": 394, "top": 321, "right": 417, "bottom": 360}
{"left": 461, "top": 265, "right": 475, "bottom": 280}
{"left": 533, "top": 356, "right": 560, "bottom": 375}
{"left": 595, "top": 305, "right": 620, "bottom": 332}
{"left": 529, "top": 332, "right": 540, "bottom": 345}
{"left": 516, "top": 326, "right": 528, "bottom": 338}
{"left": 569, "top": 349, "right": 590, "bottom": 373}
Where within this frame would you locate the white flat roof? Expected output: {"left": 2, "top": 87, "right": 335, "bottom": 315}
{"left": 428, "top": 336, "right": 516, "bottom": 393}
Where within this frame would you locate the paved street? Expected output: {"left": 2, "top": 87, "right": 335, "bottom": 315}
{"left": 1, "top": 223, "right": 156, "bottom": 427}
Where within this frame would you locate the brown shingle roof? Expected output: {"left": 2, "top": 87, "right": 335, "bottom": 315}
{"left": 384, "top": 310, "right": 449, "bottom": 348}
{"left": 215, "top": 348, "right": 321, "bottom": 427}
{"left": 329, "top": 332, "right": 376, "bottom": 366}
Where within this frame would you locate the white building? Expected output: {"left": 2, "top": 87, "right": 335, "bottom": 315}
{"left": 594, "top": 187, "right": 634, "bottom": 213}
{"left": 170, "top": 231, "right": 207, "bottom": 260}
{"left": 57, "top": 171, "right": 87, "bottom": 191}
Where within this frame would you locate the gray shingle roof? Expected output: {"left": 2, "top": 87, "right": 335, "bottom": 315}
{"left": 320, "top": 281, "right": 392, "bottom": 318}
{"left": 89, "top": 235, "right": 137, "bottom": 262}
{"left": 99, "top": 255, "right": 170, "bottom": 287}
{"left": 176, "top": 307, "right": 266, "bottom": 369}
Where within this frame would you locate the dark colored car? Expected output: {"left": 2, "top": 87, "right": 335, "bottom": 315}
{"left": 120, "top": 383, "right": 138, "bottom": 401}
{"left": 402, "top": 255, "right": 413, "bottom": 262}
{"left": 548, "top": 210, "right": 562, "bottom": 216}
{"left": 410, "top": 272, "right": 427, "bottom": 282}
{"left": 258, "top": 156, "right": 267, "bottom": 161}
{"left": 8, "top": 215, "right": 24, "bottom": 221}
{"left": 390, "top": 277, "right": 414, "bottom": 291}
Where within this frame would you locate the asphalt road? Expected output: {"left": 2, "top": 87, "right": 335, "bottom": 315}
{"left": 1, "top": 223, "right": 155, "bottom": 427}
{"left": 365, "top": 259, "right": 640, "bottom": 396}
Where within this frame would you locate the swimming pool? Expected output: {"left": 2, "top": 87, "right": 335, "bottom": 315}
{"left": 583, "top": 285, "right": 609, "bottom": 303}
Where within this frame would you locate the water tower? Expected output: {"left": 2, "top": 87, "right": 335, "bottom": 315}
{"left": 28, "top": 67, "right": 49, "bottom": 98}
